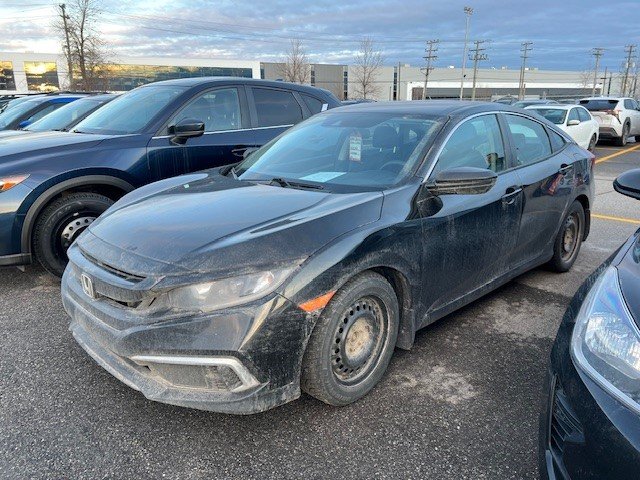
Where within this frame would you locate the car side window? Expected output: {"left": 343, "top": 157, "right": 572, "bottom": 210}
{"left": 434, "top": 114, "right": 506, "bottom": 174}
{"left": 548, "top": 129, "right": 566, "bottom": 152}
{"left": 624, "top": 99, "right": 634, "bottom": 110}
{"left": 577, "top": 108, "right": 591, "bottom": 122}
{"left": 567, "top": 108, "right": 580, "bottom": 123}
{"left": 252, "top": 88, "right": 303, "bottom": 127}
{"left": 173, "top": 88, "right": 241, "bottom": 132}
{"left": 300, "top": 94, "right": 325, "bottom": 115}
{"left": 505, "top": 114, "right": 552, "bottom": 166}
{"left": 27, "top": 103, "right": 60, "bottom": 123}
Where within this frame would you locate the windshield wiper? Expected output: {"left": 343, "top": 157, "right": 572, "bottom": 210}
{"left": 269, "top": 177, "right": 324, "bottom": 190}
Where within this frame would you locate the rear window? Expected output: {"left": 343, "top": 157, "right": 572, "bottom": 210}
{"left": 530, "top": 108, "right": 566, "bottom": 125}
{"left": 579, "top": 99, "right": 619, "bottom": 111}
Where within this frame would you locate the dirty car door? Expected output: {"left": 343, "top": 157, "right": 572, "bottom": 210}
{"left": 420, "top": 114, "right": 522, "bottom": 317}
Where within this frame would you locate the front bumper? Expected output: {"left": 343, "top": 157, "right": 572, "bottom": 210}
{"left": 62, "top": 249, "right": 313, "bottom": 414}
{"left": 540, "top": 321, "right": 640, "bottom": 479}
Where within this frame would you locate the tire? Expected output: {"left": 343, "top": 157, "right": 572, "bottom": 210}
{"left": 33, "top": 192, "right": 114, "bottom": 277}
{"left": 587, "top": 134, "right": 597, "bottom": 152}
{"left": 615, "top": 123, "right": 629, "bottom": 146}
{"left": 301, "top": 271, "right": 399, "bottom": 406}
{"left": 635, "top": 135, "right": 640, "bottom": 143}
{"left": 548, "top": 200, "right": 585, "bottom": 273}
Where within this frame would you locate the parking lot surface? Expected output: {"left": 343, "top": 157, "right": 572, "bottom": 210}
{"left": 1, "top": 143, "right": 639, "bottom": 479}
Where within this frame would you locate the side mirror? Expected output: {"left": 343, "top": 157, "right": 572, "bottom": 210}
{"left": 567, "top": 119, "right": 580, "bottom": 126}
{"left": 614, "top": 169, "right": 640, "bottom": 200}
{"left": 428, "top": 167, "right": 497, "bottom": 195}
{"left": 168, "top": 118, "right": 205, "bottom": 144}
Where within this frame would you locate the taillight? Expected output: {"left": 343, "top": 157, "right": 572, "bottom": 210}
{"left": 605, "top": 109, "right": 621, "bottom": 121}
{"left": 589, "top": 152, "right": 596, "bottom": 170}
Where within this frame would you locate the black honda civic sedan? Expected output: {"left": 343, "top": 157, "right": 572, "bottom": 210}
{"left": 539, "top": 169, "right": 640, "bottom": 479}
{"left": 62, "top": 101, "right": 595, "bottom": 414}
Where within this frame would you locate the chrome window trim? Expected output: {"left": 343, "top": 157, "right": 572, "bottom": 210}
{"left": 151, "top": 124, "right": 293, "bottom": 140}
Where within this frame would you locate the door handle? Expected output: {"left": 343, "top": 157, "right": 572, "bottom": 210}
{"left": 558, "top": 163, "right": 573, "bottom": 175}
{"left": 501, "top": 186, "right": 522, "bottom": 205}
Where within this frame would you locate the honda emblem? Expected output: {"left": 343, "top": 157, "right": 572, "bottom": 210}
{"left": 81, "top": 273, "right": 96, "bottom": 299}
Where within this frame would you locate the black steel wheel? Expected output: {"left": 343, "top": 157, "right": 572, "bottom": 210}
{"left": 548, "top": 200, "right": 585, "bottom": 273}
{"left": 301, "top": 271, "right": 399, "bottom": 406}
{"left": 33, "top": 192, "right": 114, "bottom": 277}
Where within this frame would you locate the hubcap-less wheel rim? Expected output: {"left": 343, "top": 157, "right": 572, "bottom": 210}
{"left": 60, "top": 215, "right": 95, "bottom": 249}
{"left": 331, "top": 296, "right": 387, "bottom": 385}
{"left": 561, "top": 213, "right": 579, "bottom": 262}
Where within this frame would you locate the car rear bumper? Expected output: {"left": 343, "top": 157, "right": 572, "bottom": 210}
{"left": 539, "top": 321, "right": 640, "bottom": 479}
{"left": 62, "top": 247, "right": 313, "bottom": 414}
{"left": 598, "top": 125, "right": 623, "bottom": 138}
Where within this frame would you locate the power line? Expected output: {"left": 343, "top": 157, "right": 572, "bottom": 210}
{"left": 421, "top": 39, "right": 439, "bottom": 99}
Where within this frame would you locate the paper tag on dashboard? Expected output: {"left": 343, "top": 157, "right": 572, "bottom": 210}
{"left": 349, "top": 133, "right": 362, "bottom": 162}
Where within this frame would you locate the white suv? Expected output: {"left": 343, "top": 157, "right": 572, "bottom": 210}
{"left": 578, "top": 97, "right": 640, "bottom": 146}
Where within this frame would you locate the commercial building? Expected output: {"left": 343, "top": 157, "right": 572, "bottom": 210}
{"left": 1, "top": 51, "right": 619, "bottom": 100}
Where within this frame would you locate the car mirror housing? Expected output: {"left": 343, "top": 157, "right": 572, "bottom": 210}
{"left": 567, "top": 119, "right": 580, "bottom": 126}
{"left": 428, "top": 167, "right": 498, "bottom": 195}
{"left": 168, "top": 118, "right": 205, "bottom": 144}
{"left": 614, "top": 169, "right": 640, "bottom": 200}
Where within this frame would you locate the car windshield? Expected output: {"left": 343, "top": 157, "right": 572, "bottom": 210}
{"left": 579, "top": 99, "right": 619, "bottom": 111}
{"left": 235, "top": 112, "right": 444, "bottom": 191}
{"left": 72, "top": 86, "right": 186, "bottom": 135}
{"left": 0, "top": 99, "right": 40, "bottom": 129}
{"left": 26, "top": 98, "right": 103, "bottom": 132}
{"left": 529, "top": 108, "right": 567, "bottom": 124}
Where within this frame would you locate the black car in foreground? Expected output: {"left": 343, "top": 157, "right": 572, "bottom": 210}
{"left": 540, "top": 169, "right": 640, "bottom": 479}
{"left": 62, "top": 101, "right": 594, "bottom": 414}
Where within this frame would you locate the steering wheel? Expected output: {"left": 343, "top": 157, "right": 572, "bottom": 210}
{"left": 380, "top": 161, "right": 406, "bottom": 174}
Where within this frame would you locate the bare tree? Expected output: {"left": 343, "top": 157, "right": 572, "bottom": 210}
{"left": 579, "top": 70, "right": 594, "bottom": 93}
{"left": 352, "top": 38, "right": 383, "bottom": 100}
{"left": 54, "top": 0, "right": 108, "bottom": 91}
{"left": 280, "top": 39, "right": 310, "bottom": 84}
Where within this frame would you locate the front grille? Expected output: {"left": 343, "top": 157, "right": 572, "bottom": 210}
{"left": 81, "top": 250, "right": 146, "bottom": 283}
{"left": 550, "top": 379, "right": 584, "bottom": 457}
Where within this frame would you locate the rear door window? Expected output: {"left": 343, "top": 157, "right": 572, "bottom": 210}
{"left": 567, "top": 108, "right": 580, "bottom": 123}
{"left": 252, "top": 88, "right": 303, "bottom": 127}
{"left": 300, "top": 94, "right": 326, "bottom": 115}
{"left": 577, "top": 108, "right": 591, "bottom": 122}
{"left": 548, "top": 129, "right": 566, "bottom": 152}
{"left": 505, "top": 115, "right": 552, "bottom": 166}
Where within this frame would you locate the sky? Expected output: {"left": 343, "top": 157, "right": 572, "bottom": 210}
{"left": 1, "top": 0, "right": 640, "bottom": 72}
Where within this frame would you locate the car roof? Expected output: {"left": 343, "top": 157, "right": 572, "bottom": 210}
{"left": 80, "top": 93, "right": 118, "bottom": 102}
{"left": 525, "top": 104, "right": 583, "bottom": 111}
{"left": 141, "top": 76, "right": 334, "bottom": 97}
{"left": 327, "top": 100, "right": 531, "bottom": 117}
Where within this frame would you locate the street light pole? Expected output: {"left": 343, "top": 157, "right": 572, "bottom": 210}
{"left": 459, "top": 6, "right": 473, "bottom": 100}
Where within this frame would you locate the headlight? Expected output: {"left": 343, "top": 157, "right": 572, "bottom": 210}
{"left": 571, "top": 266, "right": 640, "bottom": 414}
{"left": 158, "top": 267, "right": 296, "bottom": 313}
{"left": 0, "top": 174, "right": 29, "bottom": 192}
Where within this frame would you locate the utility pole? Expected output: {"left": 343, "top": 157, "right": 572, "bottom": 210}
{"left": 469, "top": 40, "right": 488, "bottom": 101}
{"left": 459, "top": 6, "right": 473, "bottom": 100}
{"left": 591, "top": 47, "right": 604, "bottom": 96}
{"left": 421, "top": 39, "right": 439, "bottom": 100}
{"left": 621, "top": 44, "right": 636, "bottom": 96}
{"left": 518, "top": 42, "right": 533, "bottom": 100}
{"left": 600, "top": 66, "right": 608, "bottom": 97}
{"left": 58, "top": 3, "right": 74, "bottom": 89}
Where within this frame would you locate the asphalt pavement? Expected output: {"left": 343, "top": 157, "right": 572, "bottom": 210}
{"left": 1, "top": 142, "right": 639, "bottom": 479}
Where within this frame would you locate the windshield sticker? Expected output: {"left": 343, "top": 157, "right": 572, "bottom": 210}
{"left": 300, "top": 172, "right": 346, "bottom": 183}
{"left": 349, "top": 132, "right": 362, "bottom": 162}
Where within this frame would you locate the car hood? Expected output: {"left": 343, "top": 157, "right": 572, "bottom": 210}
{"left": 0, "top": 130, "right": 110, "bottom": 160}
{"left": 79, "top": 171, "right": 383, "bottom": 278}
{"left": 0, "top": 130, "right": 31, "bottom": 140}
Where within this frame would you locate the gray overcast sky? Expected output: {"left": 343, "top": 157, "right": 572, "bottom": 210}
{"left": 1, "top": 0, "right": 639, "bottom": 72}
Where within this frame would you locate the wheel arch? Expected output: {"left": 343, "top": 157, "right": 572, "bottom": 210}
{"left": 21, "top": 174, "right": 135, "bottom": 254}
{"left": 574, "top": 194, "right": 591, "bottom": 240}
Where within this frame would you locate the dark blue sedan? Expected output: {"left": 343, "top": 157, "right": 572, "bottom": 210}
{"left": 540, "top": 169, "right": 640, "bottom": 479}
{"left": 0, "top": 78, "right": 339, "bottom": 276}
